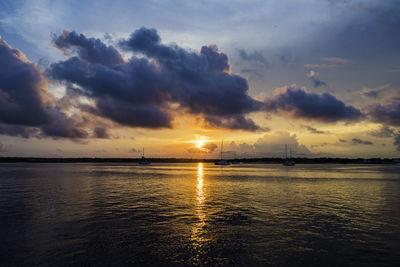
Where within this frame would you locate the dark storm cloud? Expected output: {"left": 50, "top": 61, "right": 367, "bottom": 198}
{"left": 52, "top": 30, "right": 124, "bottom": 67}
{"left": 301, "top": 125, "right": 326, "bottom": 134}
{"left": 0, "top": 38, "right": 51, "bottom": 126}
{"left": 50, "top": 55, "right": 174, "bottom": 128}
{"left": 264, "top": 86, "right": 364, "bottom": 123}
{"left": 50, "top": 27, "right": 261, "bottom": 130}
{"left": 0, "top": 37, "right": 87, "bottom": 139}
{"left": 203, "top": 115, "right": 262, "bottom": 131}
{"left": 39, "top": 110, "right": 89, "bottom": 139}
{"left": 368, "top": 102, "right": 400, "bottom": 126}
{"left": 87, "top": 98, "right": 173, "bottom": 128}
{"left": 352, "top": 138, "right": 373, "bottom": 145}
{"left": 237, "top": 48, "right": 268, "bottom": 66}
{"left": 0, "top": 124, "right": 38, "bottom": 138}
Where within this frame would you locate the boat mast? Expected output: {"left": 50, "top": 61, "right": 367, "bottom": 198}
{"left": 285, "top": 144, "right": 288, "bottom": 159}
{"left": 142, "top": 147, "right": 144, "bottom": 158}
{"left": 220, "top": 141, "right": 223, "bottom": 160}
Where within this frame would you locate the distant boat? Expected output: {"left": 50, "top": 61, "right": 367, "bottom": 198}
{"left": 283, "top": 144, "right": 295, "bottom": 166}
{"left": 139, "top": 147, "right": 151, "bottom": 165}
{"left": 215, "top": 141, "right": 230, "bottom": 165}
{"left": 231, "top": 152, "right": 241, "bottom": 164}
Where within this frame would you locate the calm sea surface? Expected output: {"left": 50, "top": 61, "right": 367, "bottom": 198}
{"left": 0, "top": 163, "right": 399, "bottom": 266}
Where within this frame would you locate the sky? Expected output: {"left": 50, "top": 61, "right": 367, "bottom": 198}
{"left": 0, "top": 0, "right": 399, "bottom": 158}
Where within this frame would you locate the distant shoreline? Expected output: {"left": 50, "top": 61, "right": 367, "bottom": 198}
{"left": 0, "top": 157, "right": 399, "bottom": 164}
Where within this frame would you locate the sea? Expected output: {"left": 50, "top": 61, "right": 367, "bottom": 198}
{"left": 0, "top": 163, "right": 399, "bottom": 266}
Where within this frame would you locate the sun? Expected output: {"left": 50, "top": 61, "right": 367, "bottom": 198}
{"left": 196, "top": 140, "right": 205, "bottom": 150}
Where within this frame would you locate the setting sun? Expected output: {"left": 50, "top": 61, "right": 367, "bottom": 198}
{"left": 196, "top": 140, "right": 205, "bottom": 150}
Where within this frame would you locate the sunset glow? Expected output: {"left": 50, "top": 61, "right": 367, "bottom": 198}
{"left": 1, "top": 1, "right": 400, "bottom": 266}
{"left": 196, "top": 140, "right": 205, "bottom": 150}
{"left": 0, "top": 0, "right": 398, "bottom": 159}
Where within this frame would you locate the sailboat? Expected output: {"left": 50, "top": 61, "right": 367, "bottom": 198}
{"left": 215, "top": 141, "right": 230, "bottom": 165}
{"left": 282, "top": 144, "right": 295, "bottom": 166}
{"left": 138, "top": 147, "right": 151, "bottom": 165}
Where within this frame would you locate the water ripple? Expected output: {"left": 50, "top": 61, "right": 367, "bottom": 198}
{"left": 0, "top": 163, "right": 399, "bottom": 266}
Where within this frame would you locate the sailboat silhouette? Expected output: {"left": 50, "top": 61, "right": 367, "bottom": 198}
{"left": 215, "top": 141, "right": 230, "bottom": 165}
{"left": 283, "top": 144, "right": 295, "bottom": 166}
{"left": 139, "top": 147, "right": 151, "bottom": 165}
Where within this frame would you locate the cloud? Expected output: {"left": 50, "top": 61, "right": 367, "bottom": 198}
{"left": 0, "top": 142, "right": 6, "bottom": 153}
{"left": 237, "top": 48, "right": 268, "bottom": 67}
{"left": 360, "top": 85, "right": 393, "bottom": 99}
{"left": 50, "top": 27, "right": 262, "bottom": 131}
{"left": 368, "top": 125, "right": 400, "bottom": 151}
{"left": 394, "top": 134, "right": 400, "bottom": 151}
{"left": 368, "top": 102, "right": 400, "bottom": 126}
{"left": 0, "top": 38, "right": 51, "bottom": 127}
{"left": 187, "top": 142, "right": 217, "bottom": 153}
{"left": 301, "top": 125, "right": 326, "bottom": 134}
{"left": 362, "top": 90, "right": 381, "bottom": 98}
{"left": 310, "top": 142, "right": 329, "bottom": 148}
{"left": 93, "top": 127, "right": 110, "bottom": 138}
{"left": 263, "top": 86, "right": 364, "bottom": 123}
{"left": 240, "top": 69, "right": 263, "bottom": 78}
{"left": 0, "top": 36, "right": 87, "bottom": 139}
{"left": 304, "top": 63, "right": 336, "bottom": 69}
{"left": 253, "top": 132, "right": 313, "bottom": 157}
{"left": 321, "top": 57, "right": 349, "bottom": 64}
{"left": 222, "top": 132, "right": 313, "bottom": 158}
{"left": 202, "top": 115, "right": 262, "bottom": 131}
{"left": 203, "top": 143, "right": 217, "bottom": 153}
{"left": 368, "top": 125, "right": 395, "bottom": 138}
{"left": 39, "top": 111, "right": 89, "bottom": 139}
{"left": 0, "top": 124, "right": 39, "bottom": 138}
{"left": 224, "top": 141, "right": 238, "bottom": 152}
{"left": 129, "top": 148, "right": 141, "bottom": 153}
{"left": 352, "top": 138, "right": 373, "bottom": 145}
{"left": 52, "top": 30, "right": 124, "bottom": 67}
{"left": 307, "top": 70, "right": 327, "bottom": 88}
{"left": 304, "top": 57, "right": 349, "bottom": 69}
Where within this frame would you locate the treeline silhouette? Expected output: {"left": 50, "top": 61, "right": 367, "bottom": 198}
{"left": 0, "top": 157, "right": 398, "bottom": 164}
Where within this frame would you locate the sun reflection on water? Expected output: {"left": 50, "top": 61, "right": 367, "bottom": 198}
{"left": 191, "top": 163, "right": 208, "bottom": 251}
{"left": 196, "top": 163, "right": 205, "bottom": 206}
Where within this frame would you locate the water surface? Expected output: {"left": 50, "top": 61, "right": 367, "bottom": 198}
{"left": 1, "top": 163, "right": 399, "bottom": 266}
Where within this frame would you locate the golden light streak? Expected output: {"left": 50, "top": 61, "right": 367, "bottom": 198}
{"left": 196, "top": 140, "right": 205, "bottom": 150}
{"left": 191, "top": 163, "right": 209, "bottom": 250}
